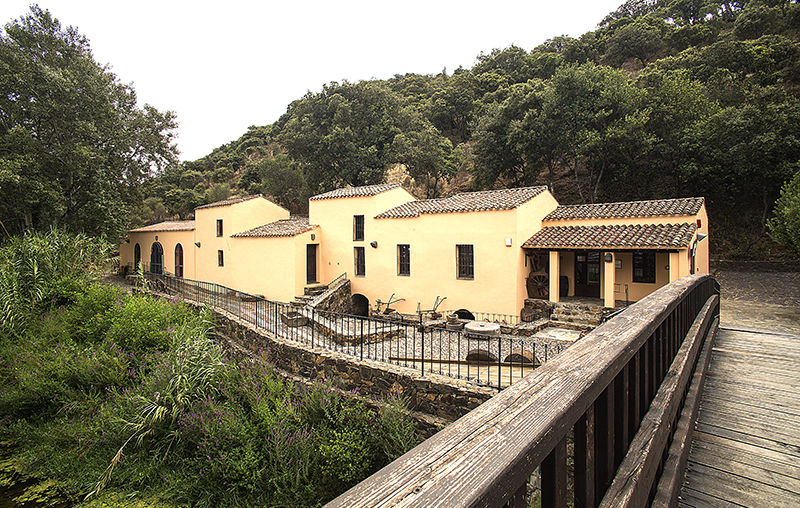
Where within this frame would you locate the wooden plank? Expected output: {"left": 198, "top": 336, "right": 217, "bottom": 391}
{"left": 698, "top": 407, "right": 800, "bottom": 444}
{"left": 574, "top": 406, "right": 595, "bottom": 508}
{"left": 679, "top": 487, "right": 745, "bottom": 508}
{"left": 689, "top": 437, "right": 800, "bottom": 479}
{"left": 702, "top": 378, "right": 800, "bottom": 408}
{"left": 599, "top": 295, "right": 718, "bottom": 507}
{"left": 692, "top": 428, "right": 800, "bottom": 468}
{"left": 327, "top": 275, "right": 715, "bottom": 508}
{"left": 688, "top": 446, "right": 800, "bottom": 493}
{"left": 698, "top": 400, "right": 800, "bottom": 431}
{"left": 683, "top": 462, "right": 800, "bottom": 507}
{"left": 694, "top": 394, "right": 800, "bottom": 419}
{"left": 541, "top": 437, "right": 567, "bottom": 508}
{"left": 695, "top": 422, "right": 800, "bottom": 458}
{"left": 651, "top": 322, "right": 717, "bottom": 508}
{"left": 706, "top": 358, "right": 800, "bottom": 382}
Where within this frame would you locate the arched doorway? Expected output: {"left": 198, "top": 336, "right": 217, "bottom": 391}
{"left": 352, "top": 294, "right": 369, "bottom": 317}
{"left": 174, "top": 244, "right": 184, "bottom": 277}
{"left": 133, "top": 243, "right": 141, "bottom": 270}
{"left": 150, "top": 242, "right": 164, "bottom": 274}
{"left": 454, "top": 309, "right": 475, "bottom": 320}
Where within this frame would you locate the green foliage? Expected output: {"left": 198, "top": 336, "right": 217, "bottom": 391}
{"left": 0, "top": 277, "right": 419, "bottom": 506}
{"left": 0, "top": 6, "right": 178, "bottom": 238}
{"left": 768, "top": 169, "right": 800, "bottom": 254}
{"left": 0, "top": 228, "right": 110, "bottom": 335}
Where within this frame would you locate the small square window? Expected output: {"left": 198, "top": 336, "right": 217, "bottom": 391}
{"left": 353, "top": 215, "right": 364, "bottom": 241}
{"left": 218, "top": 250, "right": 224, "bottom": 267}
{"left": 397, "top": 244, "right": 410, "bottom": 276}
{"left": 633, "top": 251, "right": 656, "bottom": 283}
{"left": 456, "top": 244, "right": 474, "bottom": 280}
{"left": 216, "top": 219, "right": 223, "bottom": 237}
{"left": 354, "top": 246, "right": 365, "bottom": 276}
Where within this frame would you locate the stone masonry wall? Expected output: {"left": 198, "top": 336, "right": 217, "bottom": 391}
{"left": 209, "top": 305, "right": 494, "bottom": 425}
{"left": 312, "top": 279, "right": 352, "bottom": 314}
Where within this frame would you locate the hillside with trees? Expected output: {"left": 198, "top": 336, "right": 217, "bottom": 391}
{"left": 3, "top": 2, "right": 800, "bottom": 258}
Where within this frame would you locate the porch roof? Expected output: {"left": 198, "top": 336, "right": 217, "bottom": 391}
{"left": 522, "top": 222, "right": 696, "bottom": 250}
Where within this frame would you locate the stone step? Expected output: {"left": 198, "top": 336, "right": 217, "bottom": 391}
{"left": 303, "top": 285, "right": 328, "bottom": 296}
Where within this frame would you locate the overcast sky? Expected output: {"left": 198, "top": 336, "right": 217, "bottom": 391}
{"left": 1, "top": 1, "right": 623, "bottom": 161}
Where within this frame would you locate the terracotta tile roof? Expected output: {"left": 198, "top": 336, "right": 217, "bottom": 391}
{"left": 231, "top": 217, "right": 315, "bottom": 238}
{"left": 195, "top": 195, "right": 264, "bottom": 210}
{"left": 130, "top": 220, "right": 195, "bottom": 233}
{"left": 543, "top": 197, "right": 704, "bottom": 221}
{"left": 309, "top": 183, "right": 402, "bottom": 201}
{"left": 375, "top": 186, "right": 548, "bottom": 218}
{"left": 522, "top": 223, "right": 697, "bottom": 250}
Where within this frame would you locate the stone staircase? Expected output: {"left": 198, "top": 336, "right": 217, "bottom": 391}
{"left": 549, "top": 302, "right": 604, "bottom": 330}
{"left": 292, "top": 284, "right": 328, "bottom": 307}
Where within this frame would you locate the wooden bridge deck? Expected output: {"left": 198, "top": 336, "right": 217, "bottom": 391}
{"left": 679, "top": 327, "right": 800, "bottom": 507}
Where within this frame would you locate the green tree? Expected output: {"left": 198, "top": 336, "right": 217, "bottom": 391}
{"left": 0, "top": 6, "right": 178, "bottom": 238}
{"left": 391, "top": 110, "right": 455, "bottom": 198}
{"left": 768, "top": 169, "right": 800, "bottom": 254}
{"left": 277, "top": 81, "right": 402, "bottom": 193}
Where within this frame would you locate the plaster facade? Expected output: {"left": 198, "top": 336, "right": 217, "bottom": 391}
{"left": 120, "top": 186, "right": 709, "bottom": 317}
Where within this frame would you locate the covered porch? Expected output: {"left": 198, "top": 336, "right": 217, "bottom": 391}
{"left": 522, "top": 222, "right": 698, "bottom": 309}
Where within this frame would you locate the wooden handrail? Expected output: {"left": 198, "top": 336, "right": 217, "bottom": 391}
{"left": 327, "top": 274, "right": 719, "bottom": 507}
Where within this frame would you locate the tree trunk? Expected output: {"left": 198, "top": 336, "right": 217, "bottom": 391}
{"left": 741, "top": 189, "right": 771, "bottom": 255}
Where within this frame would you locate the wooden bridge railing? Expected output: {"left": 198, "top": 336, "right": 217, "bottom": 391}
{"left": 327, "top": 274, "right": 720, "bottom": 507}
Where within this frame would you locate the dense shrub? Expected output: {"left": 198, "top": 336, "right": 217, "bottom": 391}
{"left": 0, "top": 284, "right": 419, "bottom": 506}
{"left": 0, "top": 228, "right": 110, "bottom": 336}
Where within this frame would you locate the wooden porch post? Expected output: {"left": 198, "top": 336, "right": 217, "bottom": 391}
{"left": 604, "top": 252, "right": 616, "bottom": 309}
{"left": 549, "top": 251, "right": 560, "bottom": 303}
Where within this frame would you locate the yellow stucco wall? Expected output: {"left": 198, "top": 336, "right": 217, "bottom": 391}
{"left": 308, "top": 187, "right": 417, "bottom": 285}
{"left": 120, "top": 191, "right": 710, "bottom": 316}
{"left": 194, "top": 197, "right": 289, "bottom": 289}
{"left": 120, "top": 229, "right": 196, "bottom": 277}
{"left": 223, "top": 226, "right": 319, "bottom": 302}
{"left": 338, "top": 191, "right": 559, "bottom": 317}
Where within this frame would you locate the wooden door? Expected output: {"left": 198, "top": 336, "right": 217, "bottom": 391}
{"left": 574, "top": 251, "right": 600, "bottom": 297}
{"left": 306, "top": 244, "right": 317, "bottom": 284}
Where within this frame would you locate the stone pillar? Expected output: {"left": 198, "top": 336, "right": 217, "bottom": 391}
{"left": 603, "top": 252, "right": 616, "bottom": 309}
{"left": 669, "top": 252, "right": 681, "bottom": 282}
{"left": 549, "top": 251, "right": 560, "bottom": 303}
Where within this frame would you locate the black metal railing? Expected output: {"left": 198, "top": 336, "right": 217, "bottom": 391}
{"left": 132, "top": 268, "right": 568, "bottom": 390}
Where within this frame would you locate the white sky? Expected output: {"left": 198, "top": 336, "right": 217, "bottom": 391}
{"left": 1, "top": 1, "right": 622, "bottom": 161}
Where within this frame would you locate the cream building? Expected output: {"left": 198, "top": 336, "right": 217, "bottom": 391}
{"left": 119, "top": 184, "right": 709, "bottom": 317}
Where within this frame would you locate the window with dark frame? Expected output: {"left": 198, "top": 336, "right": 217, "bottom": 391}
{"left": 456, "top": 244, "right": 474, "bottom": 280}
{"left": 633, "top": 251, "right": 656, "bottom": 283}
{"left": 217, "top": 250, "right": 224, "bottom": 267}
{"left": 397, "top": 244, "right": 410, "bottom": 276}
{"left": 353, "top": 215, "right": 365, "bottom": 241}
{"left": 354, "top": 246, "right": 365, "bottom": 276}
{"left": 216, "top": 219, "right": 223, "bottom": 237}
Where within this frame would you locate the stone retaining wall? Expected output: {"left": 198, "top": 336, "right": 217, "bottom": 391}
{"left": 208, "top": 305, "right": 494, "bottom": 429}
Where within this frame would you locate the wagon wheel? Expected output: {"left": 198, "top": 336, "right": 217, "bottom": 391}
{"left": 528, "top": 272, "right": 549, "bottom": 298}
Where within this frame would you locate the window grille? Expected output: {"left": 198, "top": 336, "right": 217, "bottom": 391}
{"left": 397, "top": 244, "right": 410, "bottom": 276}
{"left": 354, "top": 246, "right": 365, "bottom": 276}
{"left": 353, "top": 215, "right": 365, "bottom": 241}
{"left": 456, "top": 244, "right": 474, "bottom": 280}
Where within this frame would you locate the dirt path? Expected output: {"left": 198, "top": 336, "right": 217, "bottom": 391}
{"left": 715, "top": 269, "right": 800, "bottom": 334}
